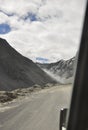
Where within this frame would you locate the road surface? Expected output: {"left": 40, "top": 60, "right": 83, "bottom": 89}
{"left": 0, "top": 85, "right": 72, "bottom": 130}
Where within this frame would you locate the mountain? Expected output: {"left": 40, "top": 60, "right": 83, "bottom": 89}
{"left": 0, "top": 38, "right": 56, "bottom": 91}
{"left": 37, "top": 57, "right": 76, "bottom": 84}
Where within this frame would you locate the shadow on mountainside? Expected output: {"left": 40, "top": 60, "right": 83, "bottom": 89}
{"left": 0, "top": 38, "right": 57, "bottom": 91}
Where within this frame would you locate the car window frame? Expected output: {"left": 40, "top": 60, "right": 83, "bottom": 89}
{"left": 67, "top": 1, "right": 88, "bottom": 130}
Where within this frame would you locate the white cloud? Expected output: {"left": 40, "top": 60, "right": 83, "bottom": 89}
{"left": 0, "top": 0, "right": 86, "bottom": 63}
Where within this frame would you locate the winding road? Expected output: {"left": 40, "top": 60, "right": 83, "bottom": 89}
{"left": 0, "top": 85, "right": 72, "bottom": 130}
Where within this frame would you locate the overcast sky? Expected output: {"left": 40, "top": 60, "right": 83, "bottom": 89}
{"left": 0, "top": 0, "right": 86, "bottom": 63}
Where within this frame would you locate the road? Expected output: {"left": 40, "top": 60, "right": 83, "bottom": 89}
{"left": 0, "top": 85, "right": 72, "bottom": 130}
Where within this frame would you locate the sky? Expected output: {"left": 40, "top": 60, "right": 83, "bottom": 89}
{"left": 0, "top": 0, "right": 86, "bottom": 63}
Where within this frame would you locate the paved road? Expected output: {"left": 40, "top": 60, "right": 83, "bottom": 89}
{"left": 0, "top": 85, "right": 72, "bottom": 130}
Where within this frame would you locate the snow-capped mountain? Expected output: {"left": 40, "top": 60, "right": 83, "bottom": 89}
{"left": 37, "top": 57, "right": 76, "bottom": 84}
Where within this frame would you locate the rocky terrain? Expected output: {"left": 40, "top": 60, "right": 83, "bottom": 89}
{"left": 37, "top": 57, "right": 76, "bottom": 84}
{"left": 0, "top": 38, "right": 56, "bottom": 91}
{"left": 0, "top": 83, "right": 55, "bottom": 103}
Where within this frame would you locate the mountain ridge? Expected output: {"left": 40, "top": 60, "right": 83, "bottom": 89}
{"left": 37, "top": 57, "right": 76, "bottom": 84}
{"left": 0, "top": 38, "right": 56, "bottom": 91}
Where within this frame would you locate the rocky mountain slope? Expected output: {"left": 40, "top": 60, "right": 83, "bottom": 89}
{"left": 37, "top": 57, "right": 76, "bottom": 84}
{"left": 0, "top": 38, "right": 56, "bottom": 91}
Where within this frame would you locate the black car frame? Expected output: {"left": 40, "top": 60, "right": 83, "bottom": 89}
{"left": 59, "top": 1, "right": 88, "bottom": 130}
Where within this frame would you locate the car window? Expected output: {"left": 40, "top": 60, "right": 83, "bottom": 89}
{"left": 0, "top": 0, "right": 86, "bottom": 130}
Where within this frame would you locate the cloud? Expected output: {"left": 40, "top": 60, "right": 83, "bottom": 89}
{"left": 0, "top": 0, "right": 86, "bottom": 63}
